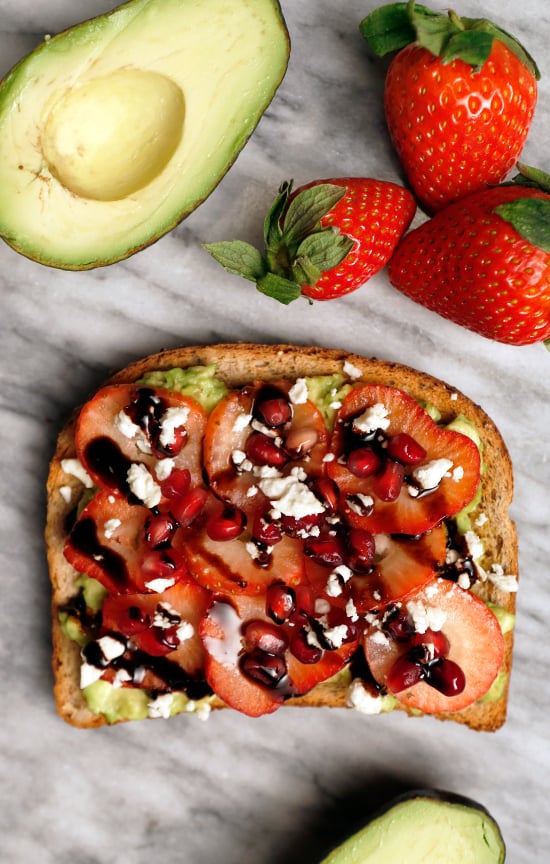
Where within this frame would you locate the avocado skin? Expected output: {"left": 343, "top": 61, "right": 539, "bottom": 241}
{"left": 0, "top": 0, "right": 291, "bottom": 269}
{"left": 320, "top": 789, "right": 506, "bottom": 863}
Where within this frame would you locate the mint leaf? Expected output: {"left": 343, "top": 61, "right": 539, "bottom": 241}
{"left": 282, "top": 184, "right": 347, "bottom": 245}
{"left": 257, "top": 272, "right": 302, "bottom": 304}
{"left": 203, "top": 241, "right": 265, "bottom": 282}
{"left": 495, "top": 198, "right": 550, "bottom": 253}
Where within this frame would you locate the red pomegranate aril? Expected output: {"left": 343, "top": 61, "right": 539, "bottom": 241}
{"left": 289, "top": 628, "right": 323, "bottom": 664}
{"left": 410, "top": 628, "right": 450, "bottom": 660}
{"left": 266, "top": 583, "right": 296, "bottom": 623}
{"left": 386, "top": 653, "right": 425, "bottom": 693}
{"left": 347, "top": 447, "right": 382, "bottom": 477}
{"left": 312, "top": 477, "right": 340, "bottom": 513}
{"left": 144, "top": 513, "right": 177, "bottom": 548}
{"left": 206, "top": 506, "right": 245, "bottom": 542}
{"left": 384, "top": 611, "right": 413, "bottom": 642}
{"left": 170, "top": 487, "right": 208, "bottom": 527}
{"left": 252, "top": 510, "right": 283, "bottom": 546}
{"left": 140, "top": 549, "right": 185, "bottom": 588}
{"left": 285, "top": 425, "right": 318, "bottom": 456}
{"left": 372, "top": 460, "right": 405, "bottom": 502}
{"left": 153, "top": 625, "right": 181, "bottom": 651}
{"left": 386, "top": 433, "right": 427, "bottom": 466}
{"left": 240, "top": 649, "right": 287, "bottom": 688}
{"left": 154, "top": 428, "right": 187, "bottom": 459}
{"left": 161, "top": 468, "right": 191, "bottom": 499}
{"left": 347, "top": 528, "right": 376, "bottom": 566}
{"left": 304, "top": 534, "right": 345, "bottom": 567}
{"left": 256, "top": 396, "right": 292, "bottom": 428}
{"left": 119, "top": 604, "right": 150, "bottom": 635}
{"left": 426, "top": 657, "right": 466, "bottom": 696}
{"left": 245, "top": 431, "right": 288, "bottom": 468}
{"left": 281, "top": 512, "right": 324, "bottom": 537}
{"left": 243, "top": 619, "right": 288, "bottom": 656}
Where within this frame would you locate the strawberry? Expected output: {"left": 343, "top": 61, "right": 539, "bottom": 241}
{"left": 203, "top": 177, "right": 415, "bottom": 303}
{"left": 361, "top": 2, "right": 539, "bottom": 212}
{"left": 387, "top": 166, "right": 550, "bottom": 346}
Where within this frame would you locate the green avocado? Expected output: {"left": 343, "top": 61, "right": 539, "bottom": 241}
{"left": 0, "top": 0, "right": 290, "bottom": 269}
{"left": 138, "top": 364, "right": 229, "bottom": 413}
{"left": 321, "top": 790, "right": 505, "bottom": 863}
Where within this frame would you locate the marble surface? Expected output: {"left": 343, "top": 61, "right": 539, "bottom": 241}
{"left": 1, "top": 0, "right": 549, "bottom": 861}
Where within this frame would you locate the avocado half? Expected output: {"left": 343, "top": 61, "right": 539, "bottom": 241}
{"left": 0, "top": 0, "right": 290, "bottom": 269}
{"left": 321, "top": 790, "right": 506, "bottom": 863}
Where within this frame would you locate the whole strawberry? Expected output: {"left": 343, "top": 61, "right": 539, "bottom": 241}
{"left": 204, "top": 178, "right": 415, "bottom": 303}
{"left": 361, "top": 2, "right": 539, "bottom": 212}
{"left": 387, "top": 165, "right": 550, "bottom": 347}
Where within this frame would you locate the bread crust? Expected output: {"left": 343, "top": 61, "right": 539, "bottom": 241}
{"left": 46, "top": 343, "right": 517, "bottom": 730}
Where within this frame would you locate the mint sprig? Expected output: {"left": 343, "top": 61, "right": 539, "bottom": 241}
{"left": 360, "top": 1, "right": 540, "bottom": 78}
{"left": 204, "top": 181, "right": 354, "bottom": 304}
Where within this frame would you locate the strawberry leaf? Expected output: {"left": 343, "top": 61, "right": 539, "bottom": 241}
{"left": 495, "top": 198, "right": 550, "bottom": 253}
{"left": 282, "top": 184, "right": 347, "bottom": 245}
{"left": 295, "top": 229, "right": 354, "bottom": 273}
{"left": 264, "top": 181, "right": 292, "bottom": 252}
{"left": 203, "top": 241, "right": 265, "bottom": 282}
{"left": 359, "top": 2, "right": 435, "bottom": 56}
{"left": 513, "top": 163, "right": 550, "bottom": 193}
{"left": 257, "top": 273, "right": 302, "bottom": 304}
{"left": 441, "top": 30, "right": 494, "bottom": 68}
{"left": 292, "top": 257, "right": 322, "bottom": 287}
{"left": 462, "top": 18, "right": 540, "bottom": 79}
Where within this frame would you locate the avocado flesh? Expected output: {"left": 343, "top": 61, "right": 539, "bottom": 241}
{"left": 0, "top": 0, "right": 290, "bottom": 269}
{"left": 321, "top": 794, "right": 505, "bottom": 864}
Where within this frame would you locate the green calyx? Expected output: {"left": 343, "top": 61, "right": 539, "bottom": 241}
{"left": 360, "top": 1, "right": 540, "bottom": 77}
{"left": 204, "top": 181, "right": 354, "bottom": 304}
{"left": 495, "top": 163, "right": 550, "bottom": 253}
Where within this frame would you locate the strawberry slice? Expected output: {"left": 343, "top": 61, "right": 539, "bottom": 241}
{"left": 327, "top": 384, "right": 480, "bottom": 534}
{"left": 200, "top": 589, "right": 358, "bottom": 717}
{"left": 178, "top": 493, "right": 306, "bottom": 597}
{"left": 203, "top": 379, "right": 329, "bottom": 515}
{"left": 363, "top": 579, "right": 504, "bottom": 714}
{"left": 64, "top": 490, "right": 189, "bottom": 594}
{"left": 305, "top": 524, "right": 447, "bottom": 613}
{"left": 75, "top": 384, "right": 206, "bottom": 497}
{"left": 100, "top": 577, "right": 211, "bottom": 672}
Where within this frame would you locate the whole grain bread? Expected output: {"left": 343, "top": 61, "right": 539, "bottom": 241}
{"left": 45, "top": 343, "right": 517, "bottom": 730}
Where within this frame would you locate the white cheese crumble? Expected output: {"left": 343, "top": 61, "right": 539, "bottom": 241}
{"left": 370, "top": 629, "right": 390, "bottom": 647}
{"left": 343, "top": 360, "right": 363, "bottom": 380}
{"left": 144, "top": 576, "right": 176, "bottom": 592}
{"left": 347, "top": 493, "right": 374, "bottom": 515}
{"left": 112, "top": 668, "right": 131, "bottom": 688}
{"left": 159, "top": 405, "right": 189, "bottom": 448}
{"left": 127, "top": 463, "right": 161, "bottom": 508}
{"left": 452, "top": 465, "right": 464, "bottom": 482}
{"left": 80, "top": 663, "right": 103, "bottom": 689}
{"left": 288, "top": 377, "right": 308, "bottom": 404}
{"left": 59, "top": 485, "right": 72, "bottom": 503}
{"left": 411, "top": 458, "right": 453, "bottom": 491}
{"left": 257, "top": 469, "right": 325, "bottom": 519}
{"left": 464, "top": 529, "right": 484, "bottom": 561}
{"left": 406, "top": 599, "right": 447, "bottom": 634}
{"left": 176, "top": 621, "right": 195, "bottom": 643}
{"left": 322, "top": 452, "right": 336, "bottom": 462}
{"left": 61, "top": 458, "right": 94, "bottom": 488}
{"left": 487, "top": 564, "right": 519, "bottom": 593}
{"left": 103, "top": 518, "right": 121, "bottom": 539}
{"left": 232, "top": 412, "right": 253, "bottom": 433}
{"left": 114, "top": 410, "right": 152, "bottom": 454}
{"left": 475, "top": 512, "right": 488, "bottom": 527}
{"left": 322, "top": 624, "right": 349, "bottom": 649}
{"left": 97, "top": 634, "right": 126, "bottom": 662}
{"left": 345, "top": 597, "right": 359, "bottom": 622}
{"left": 148, "top": 693, "right": 174, "bottom": 719}
{"left": 325, "top": 564, "right": 353, "bottom": 598}
{"left": 352, "top": 403, "right": 390, "bottom": 434}
{"left": 346, "top": 679, "right": 384, "bottom": 714}
{"left": 155, "top": 458, "right": 175, "bottom": 481}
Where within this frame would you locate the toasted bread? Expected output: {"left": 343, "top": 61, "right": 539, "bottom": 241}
{"left": 45, "top": 343, "right": 517, "bottom": 730}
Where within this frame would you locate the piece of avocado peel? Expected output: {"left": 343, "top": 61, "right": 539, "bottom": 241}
{"left": 0, "top": 0, "right": 290, "bottom": 269}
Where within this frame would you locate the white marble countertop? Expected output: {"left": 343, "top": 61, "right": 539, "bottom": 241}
{"left": 1, "top": 1, "right": 549, "bottom": 861}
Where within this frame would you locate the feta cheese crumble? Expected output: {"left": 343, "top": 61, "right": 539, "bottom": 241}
{"left": 288, "top": 377, "right": 308, "bottom": 404}
{"left": 346, "top": 679, "right": 384, "bottom": 714}
{"left": 148, "top": 693, "right": 174, "bottom": 719}
{"left": 406, "top": 599, "right": 447, "bottom": 634}
{"left": 343, "top": 360, "right": 363, "bottom": 380}
{"left": 159, "top": 405, "right": 189, "bottom": 448}
{"left": 257, "top": 469, "right": 325, "bottom": 519}
{"left": 103, "top": 518, "right": 121, "bottom": 539}
{"left": 411, "top": 458, "right": 453, "bottom": 491}
{"left": 352, "top": 403, "right": 390, "bottom": 434}
{"left": 61, "top": 458, "right": 94, "bottom": 488}
{"left": 127, "top": 463, "right": 161, "bottom": 508}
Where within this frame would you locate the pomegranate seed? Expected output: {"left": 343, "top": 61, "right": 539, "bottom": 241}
{"left": 372, "top": 460, "right": 405, "bottom": 502}
{"left": 140, "top": 549, "right": 185, "bottom": 588}
{"left": 118, "top": 604, "right": 150, "bottom": 635}
{"left": 384, "top": 610, "right": 413, "bottom": 642}
{"left": 240, "top": 649, "right": 287, "bottom": 688}
{"left": 347, "top": 528, "right": 376, "bottom": 567}
{"left": 347, "top": 447, "right": 382, "bottom": 477}
{"left": 252, "top": 510, "right": 283, "bottom": 545}
{"left": 245, "top": 431, "right": 288, "bottom": 468}
{"left": 312, "top": 477, "right": 340, "bottom": 513}
{"left": 386, "top": 653, "right": 424, "bottom": 693}
{"left": 243, "top": 619, "right": 288, "bottom": 655}
{"left": 281, "top": 512, "right": 323, "bottom": 537}
{"left": 144, "top": 513, "right": 177, "bottom": 548}
{"left": 426, "top": 658, "right": 466, "bottom": 696}
{"left": 154, "top": 428, "right": 187, "bottom": 459}
{"left": 289, "top": 627, "right": 323, "bottom": 664}
{"left": 153, "top": 625, "right": 181, "bottom": 651}
{"left": 304, "top": 534, "right": 346, "bottom": 567}
{"left": 266, "top": 583, "right": 296, "bottom": 623}
{"left": 410, "top": 628, "right": 450, "bottom": 659}
{"left": 256, "top": 396, "right": 292, "bottom": 427}
{"left": 170, "top": 487, "right": 208, "bottom": 526}
{"left": 386, "top": 433, "right": 427, "bottom": 465}
{"left": 285, "top": 425, "right": 318, "bottom": 456}
{"left": 161, "top": 468, "right": 191, "bottom": 499}
{"left": 206, "top": 506, "right": 245, "bottom": 542}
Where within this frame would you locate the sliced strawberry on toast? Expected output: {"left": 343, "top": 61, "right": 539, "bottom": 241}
{"left": 327, "top": 384, "right": 480, "bottom": 534}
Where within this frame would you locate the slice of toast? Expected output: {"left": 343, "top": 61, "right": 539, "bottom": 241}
{"left": 45, "top": 343, "right": 517, "bottom": 730}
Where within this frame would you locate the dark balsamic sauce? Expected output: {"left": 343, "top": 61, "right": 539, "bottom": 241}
{"left": 70, "top": 517, "right": 132, "bottom": 591}
{"left": 83, "top": 436, "right": 133, "bottom": 496}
